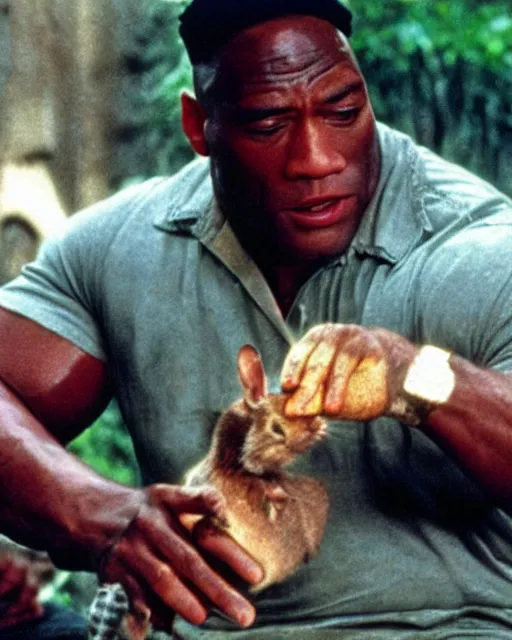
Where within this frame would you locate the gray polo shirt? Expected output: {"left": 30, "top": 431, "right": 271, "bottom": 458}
{"left": 2, "top": 123, "right": 512, "bottom": 638}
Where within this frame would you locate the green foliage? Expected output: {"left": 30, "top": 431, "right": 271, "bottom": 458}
{"left": 347, "top": 0, "right": 512, "bottom": 76}
{"left": 345, "top": 0, "right": 511, "bottom": 193}
{"left": 131, "top": 0, "right": 195, "bottom": 179}
{"left": 40, "top": 570, "right": 74, "bottom": 608}
{"left": 67, "top": 403, "right": 140, "bottom": 487}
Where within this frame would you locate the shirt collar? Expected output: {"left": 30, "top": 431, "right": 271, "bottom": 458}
{"left": 153, "top": 157, "right": 214, "bottom": 234}
{"left": 350, "top": 122, "right": 433, "bottom": 264}
{"left": 152, "top": 159, "right": 293, "bottom": 339}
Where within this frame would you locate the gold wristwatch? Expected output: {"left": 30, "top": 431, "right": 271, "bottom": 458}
{"left": 403, "top": 345, "right": 455, "bottom": 409}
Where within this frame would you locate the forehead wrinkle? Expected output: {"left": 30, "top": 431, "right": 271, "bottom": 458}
{"left": 220, "top": 36, "right": 356, "bottom": 101}
{"left": 267, "top": 50, "right": 318, "bottom": 72}
{"left": 240, "top": 59, "right": 336, "bottom": 97}
{"left": 232, "top": 56, "right": 360, "bottom": 108}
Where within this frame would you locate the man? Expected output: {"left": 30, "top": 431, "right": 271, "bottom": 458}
{"left": 1, "top": 0, "right": 512, "bottom": 637}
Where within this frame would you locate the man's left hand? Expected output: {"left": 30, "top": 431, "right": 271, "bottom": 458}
{"left": 281, "top": 323, "right": 419, "bottom": 421}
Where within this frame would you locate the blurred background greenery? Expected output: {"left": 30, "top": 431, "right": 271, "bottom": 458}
{"left": 43, "top": 0, "right": 510, "bottom": 616}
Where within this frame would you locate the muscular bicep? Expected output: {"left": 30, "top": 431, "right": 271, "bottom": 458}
{"left": 0, "top": 307, "right": 113, "bottom": 443}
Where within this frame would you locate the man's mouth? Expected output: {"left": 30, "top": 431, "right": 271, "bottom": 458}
{"left": 284, "top": 195, "right": 356, "bottom": 229}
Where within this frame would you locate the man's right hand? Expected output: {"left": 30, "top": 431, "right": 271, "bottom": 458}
{"left": 99, "top": 484, "right": 262, "bottom": 633}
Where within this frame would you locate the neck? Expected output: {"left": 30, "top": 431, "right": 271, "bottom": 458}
{"left": 223, "top": 213, "right": 329, "bottom": 315}
{"left": 262, "top": 261, "right": 325, "bottom": 317}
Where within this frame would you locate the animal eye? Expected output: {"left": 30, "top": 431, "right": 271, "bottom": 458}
{"left": 271, "top": 421, "right": 286, "bottom": 438}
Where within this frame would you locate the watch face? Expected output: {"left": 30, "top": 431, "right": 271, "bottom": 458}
{"left": 403, "top": 346, "right": 455, "bottom": 405}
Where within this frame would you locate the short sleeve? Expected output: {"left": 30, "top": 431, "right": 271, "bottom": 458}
{"left": 0, "top": 220, "right": 108, "bottom": 360}
{"left": 0, "top": 178, "right": 169, "bottom": 361}
{"left": 417, "top": 213, "right": 512, "bottom": 373}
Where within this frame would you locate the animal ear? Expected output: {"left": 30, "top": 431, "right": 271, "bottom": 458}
{"left": 237, "top": 345, "right": 268, "bottom": 408}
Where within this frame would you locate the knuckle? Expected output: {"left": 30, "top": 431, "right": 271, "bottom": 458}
{"left": 200, "top": 485, "right": 223, "bottom": 501}
{"left": 147, "top": 483, "right": 187, "bottom": 505}
{"left": 305, "top": 324, "right": 327, "bottom": 339}
{"left": 192, "top": 518, "right": 215, "bottom": 544}
{"left": 145, "top": 483, "right": 169, "bottom": 503}
{"left": 183, "top": 553, "right": 210, "bottom": 585}
{"left": 153, "top": 564, "right": 176, "bottom": 590}
{"left": 185, "top": 484, "right": 216, "bottom": 502}
{"left": 111, "top": 535, "right": 134, "bottom": 561}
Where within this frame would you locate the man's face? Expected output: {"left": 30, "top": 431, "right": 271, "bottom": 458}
{"left": 201, "top": 16, "right": 380, "bottom": 265}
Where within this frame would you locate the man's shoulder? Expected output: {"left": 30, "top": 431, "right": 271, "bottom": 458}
{"left": 52, "top": 158, "right": 212, "bottom": 259}
{"left": 418, "top": 145, "right": 509, "bottom": 211}
{"left": 378, "top": 123, "right": 512, "bottom": 237}
{"left": 73, "top": 158, "right": 211, "bottom": 228}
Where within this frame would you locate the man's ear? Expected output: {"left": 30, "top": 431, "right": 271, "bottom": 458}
{"left": 181, "top": 91, "right": 209, "bottom": 157}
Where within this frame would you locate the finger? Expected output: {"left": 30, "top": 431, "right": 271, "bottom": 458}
{"left": 194, "top": 519, "right": 263, "bottom": 586}
{"left": 100, "top": 531, "right": 202, "bottom": 629}
{"left": 11, "top": 579, "right": 39, "bottom": 612}
{"left": 281, "top": 338, "right": 319, "bottom": 391}
{"left": 160, "top": 531, "right": 256, "bottom": 629}
{"left": 124, "top": 540, "right": 208, "bottom": 627}
{"left": 0, "top": 588, "right": 43, "bottom": 625}
{"left": 3, "top": 599, "right": 43, "bottom": 621}
{"left": 284, "top": 340, "right": 337, "bottom": 416}
{"left": 123, "top": 520, "right": 255, "bottom": 628}
{"left": 111, "top": 573, "right": 150, "bottom": 625}
{"left": 285, "top": 385, "right": 324, "bottom": 417}
{"left": 124, "top": 600, "right": 152, "bottom": 640}
{"left": 152, "top": 485, "right": 227, "bottom": 519}
{"left": 324, "top": 351, "right": 361, "bottom": 415}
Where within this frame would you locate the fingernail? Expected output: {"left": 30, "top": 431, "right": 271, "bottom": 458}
{"left": 248, "top": 564, "right": 264, "bottom": 584}
{"left": 280, "top": 376, "right": 295, "bottom": 390}
{"left": 238, "top": 607, "right": 256, "bottom": 628}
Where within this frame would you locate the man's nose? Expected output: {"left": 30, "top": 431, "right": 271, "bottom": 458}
{"left": 284, "top": 119, "right": 347, "bottom": 180}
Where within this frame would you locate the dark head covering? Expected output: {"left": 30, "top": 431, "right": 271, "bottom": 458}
{"left": 179, "top": 0, "right": 352, "bottom": 65}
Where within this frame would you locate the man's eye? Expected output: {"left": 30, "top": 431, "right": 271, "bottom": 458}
{"left": 328, "top": 108, "right": 360, "bottom": 125}
{"left": 246, "top": 122, "right": 284, "bottom": 137}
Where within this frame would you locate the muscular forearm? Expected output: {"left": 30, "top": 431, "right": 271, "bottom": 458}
{"left": 0, "top": 311, "right": 260, "bottom": 628}
{"left": 424, "top": 355, "right": 512, "bottom": 506}
{"left": 0, "top": 381, "right": 261, "bottom": 629}
{"left": 0, "top": 380, "right": 142, "bottom": 570}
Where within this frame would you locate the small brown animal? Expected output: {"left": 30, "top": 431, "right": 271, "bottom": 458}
{"left": 185, "top": 344, "right": 330, "bottom": 591}
{"left": 88, "top": 345, "right": 329, "bottom": 639}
